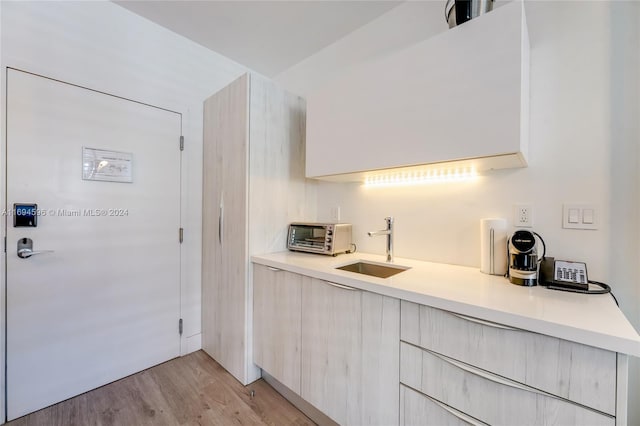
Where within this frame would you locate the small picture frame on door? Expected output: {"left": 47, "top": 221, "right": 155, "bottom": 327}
{"left": 82, "top": 147, "right": 133, "bottom": 183}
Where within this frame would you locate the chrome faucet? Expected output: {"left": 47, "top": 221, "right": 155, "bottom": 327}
{"left": 368, "top": 217, "right": 394, "bottom": 262}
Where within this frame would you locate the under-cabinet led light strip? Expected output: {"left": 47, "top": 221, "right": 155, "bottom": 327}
{"left": 363, "top": 167, "right": 478, "bottom": 187}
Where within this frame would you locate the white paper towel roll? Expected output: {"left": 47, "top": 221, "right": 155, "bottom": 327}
{"left": 480, "top": 218, "right": 507, "bottom": 275}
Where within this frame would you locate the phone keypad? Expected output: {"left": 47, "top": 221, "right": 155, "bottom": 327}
{"left": 555, "top": 261, "right": 588, "bottom": 284}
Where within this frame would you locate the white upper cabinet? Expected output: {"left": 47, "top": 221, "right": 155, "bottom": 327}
{"left": 306, "top": 1, "right": 529, "bottom": 181}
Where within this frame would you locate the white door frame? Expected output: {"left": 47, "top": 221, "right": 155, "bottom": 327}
{"left": 0, "top": 67, "right": 188, "bottom": 422}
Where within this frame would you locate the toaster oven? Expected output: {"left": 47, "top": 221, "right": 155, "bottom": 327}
{"left": 287, "top": 223, "right": 352, "bottom": 256}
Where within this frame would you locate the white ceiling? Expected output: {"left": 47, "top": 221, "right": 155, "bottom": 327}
{"left": 115, "top": 1, "right": 403, "bottom": 77}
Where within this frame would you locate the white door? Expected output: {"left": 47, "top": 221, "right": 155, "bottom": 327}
{"left": 6, "top": 69, "right": 182, "bottom": 420}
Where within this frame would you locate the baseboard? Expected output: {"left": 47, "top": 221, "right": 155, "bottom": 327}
{"left": 261, "top": 371, "right": 338, "bottom": 426}
{"left": 185, "top": 333, "right": 202, "bottom": 354}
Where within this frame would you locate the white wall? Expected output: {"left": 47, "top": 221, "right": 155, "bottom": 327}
{"left": 277, "top": 1, "right": 640, "bottom": 423}
{"left": 0, "top": 1, "right": 253, "bottom": 418}
{"left": 609, "top": 2, "right": 640, "bottom": 423}
{"left": 275, "top": 1, "right": 448, "bottom": 96}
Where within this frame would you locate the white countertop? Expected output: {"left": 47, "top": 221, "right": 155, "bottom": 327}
{"left": 252, "top": 251, "right": 640, "bottom": 357}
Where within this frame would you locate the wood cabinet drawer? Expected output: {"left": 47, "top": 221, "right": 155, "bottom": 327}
{"left": 400, "top": 301, "right": 617, "bottom": 415}
{"left": 401, "top": 384, "right": 487, "bottom": 426}
{"left": 400, "top": 342, "right": 614, "bottom": 426}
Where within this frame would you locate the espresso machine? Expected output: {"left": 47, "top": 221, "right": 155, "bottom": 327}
{"left": 508, "top": 230, "right": 545, "bottom": 286}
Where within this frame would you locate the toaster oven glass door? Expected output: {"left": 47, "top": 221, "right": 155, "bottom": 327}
{"left": 290, "top": 225, "right": 327, "bottom": 251}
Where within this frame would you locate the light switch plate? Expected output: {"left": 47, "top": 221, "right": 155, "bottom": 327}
{"left": 563, "top": 204, "right": 597, "bottom": 230}
{"left": 330, "top": 206, "right": 341, "bottom": 222}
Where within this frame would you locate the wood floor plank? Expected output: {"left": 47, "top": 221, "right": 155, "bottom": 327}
{"left": 7, "top": 351, "right": 313, "bottom": 426}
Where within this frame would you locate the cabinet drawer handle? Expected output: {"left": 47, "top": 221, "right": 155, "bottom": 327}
{"left": 267, "top": 267, "right": 282, "bottom": 272}
{"left": 430, "top": 350, "right": 557, "bottom": 399}
{"left": 326, "top": 281, "right": 359, "bottom": 291}
{"left": 450, "top": 312, "right": 519, "bottom": 331}
{"left": 218, "top": 207, "right": 222, "bottom": 244}
{"left": 421, "top": 391, "right": 488, "bottom": 426}
{"left": 218, "top": 192, "right": 224, "bottom": 245}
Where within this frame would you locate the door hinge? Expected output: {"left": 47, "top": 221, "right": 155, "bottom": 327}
{"left": 179, "top": 227, "right": 184, "bottom": 244}
{"left": 179, "top": 318, "right": 183, "bottom": 335}
{"left": 180, "top": 135, "right": 184, "bottom": 151}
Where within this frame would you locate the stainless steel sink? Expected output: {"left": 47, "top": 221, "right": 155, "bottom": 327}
{"left": 336, "top": 261, "right": 409, "bottom": 278}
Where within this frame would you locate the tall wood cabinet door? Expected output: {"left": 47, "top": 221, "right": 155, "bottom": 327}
{"left": 202, "top": 74, "right": 249, "bottom": 383}
{"left": 253, "top": 264, "right": 302, "bottom": 394}
{"left": 202, "top": 77, "right": 224, "bottom": 366}
{"left": 301, "top": 278, "right": 362, "bottom": 425}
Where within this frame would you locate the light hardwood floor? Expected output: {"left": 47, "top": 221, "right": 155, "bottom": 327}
{"left": 8, "top": 350, "right": 313, "bottom": 426}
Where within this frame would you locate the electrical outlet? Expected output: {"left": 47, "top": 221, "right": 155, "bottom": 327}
{"left": 330, "top": 206, "right": 341, "bottom": 222}
{"left": 514, "top": 204, "right": 533, "bottom": 227}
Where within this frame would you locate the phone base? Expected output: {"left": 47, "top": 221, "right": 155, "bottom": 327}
{"left": 539, "top": 257, "right": 590, "bottom": 290}
{"left": 544, "top": 281, "right": 589, "bottom": 291}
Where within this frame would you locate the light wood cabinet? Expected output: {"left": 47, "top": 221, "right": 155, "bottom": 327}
{"left": 300, "top": 278, "right": 400, "bottom": 426}
{"left": 400, "top": 384, "right": 486, "bottom": 426}
{"left": 253, "top": 264, "right": 303, "bottom": 394}
{"left": 400, "top": 300, "right": 626, "bottom": 425}
{"left": 360, "top": 291, "right": 401, "bottom": 425}
{"left": 253, "top": 268, "right": 400, "bottom": 425}
{"left": 400, "top": 342, "right": 614, "bottom": 426}
{"left": 252, "top": 260, "right": 629, "bottom": 425}
{"left": 202, "top": 73, "right": 307, "bottom": 385}
{"left": 301, "top": 278, "right": 362, "bottom": 425}
{"left": 305, "top": 1, "right": 529, "bottom": 181}
{"left": 401, "top": 301, "right": 616, "bottom": 415}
